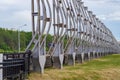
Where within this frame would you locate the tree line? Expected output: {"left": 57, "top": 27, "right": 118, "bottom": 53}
{"left": 0, "top": 27, "right": 88, "bottom": 53}
{"left": 0, "top": 28, "right": 32, "bottom": 52}
{"left": 0, "top": 28, "right": 54, "bottom": 52}
{"left": 0, "top": 27, "right": 66, "bottom": 52}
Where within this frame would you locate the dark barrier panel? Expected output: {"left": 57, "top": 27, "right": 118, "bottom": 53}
{"left": 0, "top": 51, "right": 31, "bottom": 80}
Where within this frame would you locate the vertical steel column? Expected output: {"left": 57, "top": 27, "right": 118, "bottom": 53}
{"left": 84, "top": 7, "right": 92, "bottom": 61}
{"left": 76, "top": 1, "right": 86, "bottom": 63}
{"left": 88, "top": 11, "right": 95, "bottom": 59}
{"left": 26, "top": 0, "right": 52, "bottom": 73}
{"left": 74, "top": 0, "right": 83, "bottom": 63}
{"left": 51, "top": 0, "right": 65, "bottom": 69}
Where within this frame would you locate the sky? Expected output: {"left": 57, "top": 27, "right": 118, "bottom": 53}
{"left": 0, "top": 0, "right": 120, "bottom": 41}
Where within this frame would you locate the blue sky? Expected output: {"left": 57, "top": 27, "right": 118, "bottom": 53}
{"left": 84, "top": 0, "right": 120, "bottom": 41}
{"left": 0, "top": 0, "right": 120, "bottom": 41}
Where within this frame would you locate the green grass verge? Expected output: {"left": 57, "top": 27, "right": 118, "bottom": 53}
{"left": 29, "top": 54, "right": 120, "bottom": 80}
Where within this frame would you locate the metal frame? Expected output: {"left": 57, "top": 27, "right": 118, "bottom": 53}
{"left": 26, "top": 0, "right": 120, "bottom": 74}
{"left": 0, "top": 52, "right": 31, "bottom": 80}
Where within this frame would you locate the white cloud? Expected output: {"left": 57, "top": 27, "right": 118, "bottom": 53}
{"left": 0, "top": 0, "right": 17, "bottom": 5}
{"left": 13, "top": 10, "right": 31, "bottom": 22}
{"left": 98, "top": 11, "right": 120, "bottom": 21}
{"left": 0, "top": 0, "right": 30, "bottom": 5}
{"left": 1, "top": 10, "right": 31, "bottom": 31}
{"left": 0, "top": 0, "right": 31, "bottom": 11}
{"left": 98, "top": 15, "right": 106, "bottom": 20}
{"left": 107, "top": 11, "right": 120, "bottom": 21}
{"left": 84, "top": 0, "right": 120, "bottom": 21}
{"left": 84, "top": 0, "right": 106, "bottom": 3}
{"left": 0, "top": 0, "right": 120, "bottom": 33}
{"left": 0, "top": 0, "right": 31, "bottom": 31}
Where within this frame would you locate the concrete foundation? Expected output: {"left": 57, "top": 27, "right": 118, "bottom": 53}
{"left": 68, "top": 54, "right": 74, "bottom": 65}
{"left": 95, "top": 53, "right": 98, "bottom": 58}
{"left": 52, "top": 56, "right": 61, "bottom": 69}
{"left": 32, "top": 58, "right": 41, "bottom": 72}
{"left": 45, "top": 56, "right": 53, "bottom": 68}
{"left": 52, "top": 54, "right": 64, "bottom": 69}
{"left": 64, "top": 53, "right": 76, "bottom": 66}
{"left": 32, "top": 55, "right": 46, "bottom": 74}
{"left": 76, "top": 54, "right": 82, "bottom": 63}
{"left": 90, "top": 52, "right": 94, "bottom": 59}
{"left": 84, "top": 53, "right": 89, "bottom": 61}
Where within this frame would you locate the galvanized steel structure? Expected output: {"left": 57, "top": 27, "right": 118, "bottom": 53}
{"left": 26, "top": 0, "right": 120, "bottom": 73}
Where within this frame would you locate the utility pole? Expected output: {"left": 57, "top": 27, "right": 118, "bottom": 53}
{"left": 18, "top": 24, "right": 27, "bottom": 53}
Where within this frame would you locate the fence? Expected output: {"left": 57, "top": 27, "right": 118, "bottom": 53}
{"left": 0, "top": 51, "right": 31, "bottom": 80}
{"left": 24, "top": 0, "right": 120, "bottom": 73}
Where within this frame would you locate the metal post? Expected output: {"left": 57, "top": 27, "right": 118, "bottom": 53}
{"left": 24, "top": 0, "right": 120, "bottom": 74}
{"left": 18, "top": 29, "right": 20, "bottom": 53}
{"left": 18, "top": 24, "right": 27, "bottom": 53}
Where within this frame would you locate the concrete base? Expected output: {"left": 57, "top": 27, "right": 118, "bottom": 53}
{"left": 102, "top": 53, "right": 104, "bottom": 56}
{"left": 64, "top": 53, "right": 76, "bottom": 66}
{"left": 52, "top": 56, "right": 61, "bottom": 69}
{"left": 105, "top": 53, "right": 107, "bottom": 56}
{"left": 81, "top": 53, "right": 84, "bottom": 63}
{"left": 95, "top": 53, "right": 97, "bottom": 58}
{"left": 32, "top": 58, "right": 41, "bottom": 72}
{"left": 68, "top": 54, "right": 74, "bottom": 65}
{"left": 59, "top": 54, "right": 64, "bottom": 69}
{"left": 76, "top": 54, "right": 82, "bottom": 63}
{"left": 93, "top": 52, "right": 95, "bottom": 58}
{"left": 39, "top": 55, "right": 46, "bottom": 74}
{"left": 45, "top": 56, "right": 53, "bottom": 68}
{"left": 88, "top": 52, "right": 91, "bottom": 61}
{"left": 96, "top": 53, "right": 99, "bottom": 58}
{"left": 63, "top": 54, "right": 68, "bottom": 65}
{"left": 32, "top": 55, "right": 46, "bottom": 74}
{"left": 98, "top": 53, "right": 100, "bottom": 57}
{"left": 100, "top": 53, "right": 102, "bottom": 57}
{"left": 52, "top": 54, "right": 64, "bottom": 69}
{"left": 90, "top": 52, "right": 94, "bottom": 59}
{"left": 101, "top": 53, "right": 103, "bottom": 57}
{"left": 84, "top": 53, "right": 89, "bottom": 61}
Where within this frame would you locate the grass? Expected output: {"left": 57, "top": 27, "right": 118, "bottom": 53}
{"left": 28, "top": 54, "right": 120, "bottom": 80}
